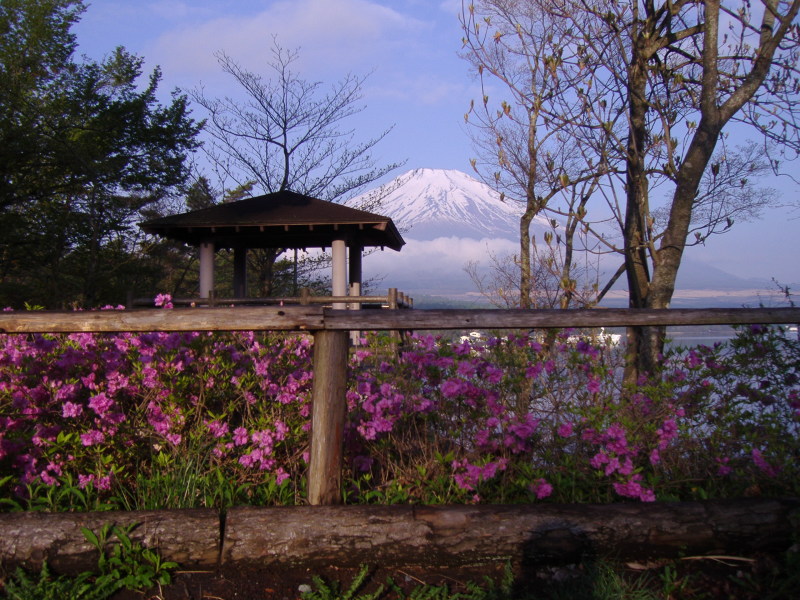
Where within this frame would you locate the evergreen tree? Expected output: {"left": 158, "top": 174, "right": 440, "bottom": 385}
{"left": 0, "top": 0, "right": 202, "bottom": 307}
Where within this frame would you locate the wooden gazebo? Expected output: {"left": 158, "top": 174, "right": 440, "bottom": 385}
{"left": 140, "top": 190, "right": 405, "bottom": 303}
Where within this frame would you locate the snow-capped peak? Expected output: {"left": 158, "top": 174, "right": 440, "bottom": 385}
{"left": 349, "top": 168, "right": 542, "bottom": 240}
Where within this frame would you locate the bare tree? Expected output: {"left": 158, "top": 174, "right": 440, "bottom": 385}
{"left": 465, "top": 228, "right": 601, "bottom": 309}
{"left": 462, "top": 0, "right": 800, "bottom": 380}
{"left": 189, "top": 40, "right": 402, "bottom": 295}
{"left": 460, "top": 0, "right": 617, "bottom": 309}
{"left": 583, "top": 0, "right": 800, "bottom": 376}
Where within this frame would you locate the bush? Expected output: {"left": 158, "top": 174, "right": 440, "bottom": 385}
{"left": 1, "top": 300, "right": 798, "bottom": 510}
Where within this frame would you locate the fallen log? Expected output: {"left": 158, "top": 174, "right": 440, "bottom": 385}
{"left": 0, "top": 509, "right": 219, "bottom": 573}
{"left": 1, "top": 500, "right": 797, "bottom": 573}
{"left": 222, "top": 499, "right": 800, "bottom": 568}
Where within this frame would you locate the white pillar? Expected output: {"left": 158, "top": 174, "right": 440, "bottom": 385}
{"left": 331, "top": 239, "right": 347, "bottom": 310}
{"left": 199, "top": 242, "right": 215, "bottom": 299}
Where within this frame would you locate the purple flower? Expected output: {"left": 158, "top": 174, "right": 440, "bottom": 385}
{"left": 530, "top": 478, "right": 553, "bottom": 499}
{"left": 62, "top": 401, "right": 83, "bottom": 418}
{"left": 525, "top": 363, "right": 543, "bottom": 380}
{"left": 453, "top": 340, "right": 472, "bottom": 356}
{"left": 440, "top": 378, "right": 465, "bottom": 398}
{"left": 484, "top": 365, "right": 503, "bottom": 383}
{"left": 557, "top": 422, "right": 573, "bottom": 438}
{"left": 233, "top": 427, "right": 250, "bottom": 446}
{"left": 752, "top": 448, "right": 779, "bottom": 477}
{"left": 80, "top": 430, "right": 105, "bottom": 446}
{"left": 586, "top": 376, "right": 601, "bottom": 394}
{"left": 206, "top": 420, "right": 229, "bottom": 438}
{"left": 456, "top": 361, "right": 477, "bottom": 378}
{"left": 716, "top": 457, "right": 732, "bottom": 476}
{"left": 353, "top": 455, "right": 374, "bottom": 472}
{"left": 88, "top": 393, "right": 113, "bottom": 417}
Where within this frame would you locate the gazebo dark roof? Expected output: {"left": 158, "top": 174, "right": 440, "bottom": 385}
{"left": 140, "top": 190, "right": 405, "bottom": 251}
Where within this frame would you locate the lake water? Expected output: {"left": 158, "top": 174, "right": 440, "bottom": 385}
{"left": 666, "top": 326, "right": 736, "bottom": 349}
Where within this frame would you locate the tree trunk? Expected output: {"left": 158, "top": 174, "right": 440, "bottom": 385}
{"left": 250, "top": 248, "right": 281, "bottom": 297}
{"left": 518, "top": 108, "right": 541, "bottom": 310}
{"left": 623, "top": 27, "right": 658, "bottom": 381}
{"left": 519, "top": 208, "right": 534, "bottom": 309}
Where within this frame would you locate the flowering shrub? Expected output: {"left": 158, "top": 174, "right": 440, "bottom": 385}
{"left": 0, "top": 306, "right": 314, "bottom": 510}
{"left": 0, "top": 299, "right": 798, "bottom": 511}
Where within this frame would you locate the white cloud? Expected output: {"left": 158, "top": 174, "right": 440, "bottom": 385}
{"left": 149, "top": 0, "right": 427, "bottom": 84}
{"left": 361, "top": 236, "right": 518, "bottom": 293}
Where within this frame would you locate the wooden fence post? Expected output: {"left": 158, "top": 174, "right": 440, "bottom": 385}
{"left": 308, "top": 330, "right": 349, "bottom": 505}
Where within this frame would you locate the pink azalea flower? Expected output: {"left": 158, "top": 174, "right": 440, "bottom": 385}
{"left": 62, "top": 401, "right": 83, "bottom": 418}
{"left": 80, "top": 429, "right": 105, "bottom": 446}
{"left": 752, "top": 448, "right": 779, "bottom": 477}
{"left": 206, "top": 420, "right": 229, "bottom": 438}
{"left": 275, "top": 468, "right": 290, "bottom": 485}
{"left": 78, "top": 474, "right": 95, "bottom": 489}
{"left": 530, "top": 478, "right": 553, "bottom": 499}
{"left": 88, "top": 393, "right": 113, "bottom": 417}
{"left": 154, "top": 293, "right": 174, "bottom": 309}
{"left": 233, "top": 427, "right": 249, "bottom": 446}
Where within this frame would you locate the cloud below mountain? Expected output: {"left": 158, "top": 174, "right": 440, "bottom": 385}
{"left": 363, "top": 236, "right": 519, "bottom": 294}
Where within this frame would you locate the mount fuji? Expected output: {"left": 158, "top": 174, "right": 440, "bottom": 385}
{"left": 349, "top": 168, "right": 550, "bottom": 241}
{"left": 345, "top": 168, "right": 546, "bottom": 300}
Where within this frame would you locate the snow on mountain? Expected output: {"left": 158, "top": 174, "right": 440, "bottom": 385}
{"left": 348, "top": 168, "right": 549, "bottom": 241}
{"left": 344, "top": 168, "right": 554, "bottom": 298}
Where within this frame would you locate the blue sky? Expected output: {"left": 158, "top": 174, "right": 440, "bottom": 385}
{"left": 73, "top": 0, "right": 799, "bottom": 288}
{"left": 75, "top": 0, "right": 472, "bottom": 173}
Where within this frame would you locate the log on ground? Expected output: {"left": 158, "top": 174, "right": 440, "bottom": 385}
{"left": 0, "top": 509, "right": 219, "bottom": 573}
{"left": 222, "top": 499, "right": 800, "bottom": 568}
{"left": 2, "top": 500, "right": 797, "bottom": 573}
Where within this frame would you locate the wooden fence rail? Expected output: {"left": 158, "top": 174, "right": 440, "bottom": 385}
{"left": 1, "top": 306, "right": 798, "bottom": 505}
{"left": 129, "top": 287, "right": 414, "bottom": 309}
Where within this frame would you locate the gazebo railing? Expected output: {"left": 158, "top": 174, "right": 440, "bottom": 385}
{"left": 128, "top": 287, "right": 413, "bottom": 310}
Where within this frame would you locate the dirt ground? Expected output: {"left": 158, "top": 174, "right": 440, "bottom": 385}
{"left": 110, "top": 563, "right": 512, "bottom": 600}
{"left": 107, "top": 552, "right": 798, "bottom": 600}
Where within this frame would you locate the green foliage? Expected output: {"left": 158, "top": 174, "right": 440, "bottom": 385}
{"left": 302, "top": 565, "right": 385, "bottom": 600}
{"left": 301, "top": 564, "right": 515, "bottom": 600}
{"left": 0, "top": 523, "right": 176, "bottom": 599}
{"left": 81, "top": 523, "right": 178, "bottom": 590}
{"left": 0, "top": 1, "right": 201, "bottom": 308}
{"left": 0, "top": 562, "right": 119, "bottom": 600}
